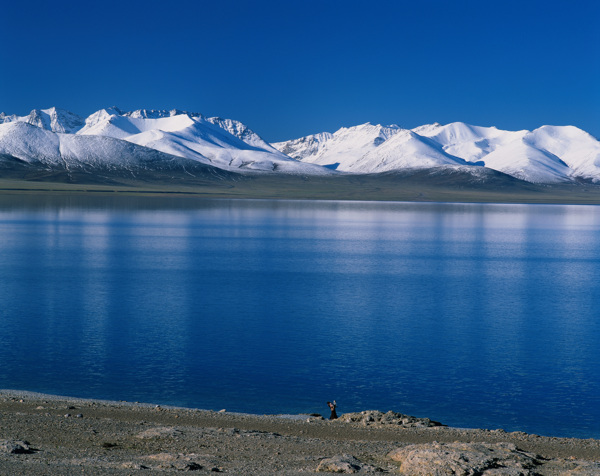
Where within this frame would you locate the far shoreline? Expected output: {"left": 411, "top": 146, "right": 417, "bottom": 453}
{"left": 3, "top": 175, "right": 600, "bottom": 205}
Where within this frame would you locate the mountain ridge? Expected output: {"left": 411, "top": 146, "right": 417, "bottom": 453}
{"left": 0, "top": 108, "right": 331, "bottom": 176}
{"left": 274, "top": 121, "right": 600, "bottom": 183}
{"left": 1, "top": 107, "right": 599, "bottom": 185}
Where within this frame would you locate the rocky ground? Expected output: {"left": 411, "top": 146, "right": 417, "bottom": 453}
{"left": 1, "top": 391, "right": 599, "bottom": 475}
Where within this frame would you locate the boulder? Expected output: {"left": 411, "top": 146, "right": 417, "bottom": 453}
{"left": 339, "top": 410, "right": 443, "bottom": 427}
{"left": 145, "top": 453, "right": 203, "bottom": 471}
{"left": 317, "top": 454, "right": 381, "bottom": 473}
{"left": 0, "top": 440, "right": 32, "bottom": 454}
{"left": 387, "top": 442, "right": 540, "bottom": 475}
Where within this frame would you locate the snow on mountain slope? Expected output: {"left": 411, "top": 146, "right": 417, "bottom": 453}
{"left": 272, "top": 122, "right": 475, "bottom": 172}
{"left": 272, "top": 132, "right": 334, "bottom": 161}
{"left": 481, "top": 138, "right": 572, "bottom": 183}
{"left": 2, "top": 105, "right": 600, "bottom": 184}
{"left": 0, "top": 121, "right": 216, "bottom": 174}
{"left": 414, "top": 122, "right": 525, "bottom": 163}
{"left": 0, "top": 122, "right": 61, "bottom": 163}
{"left": 413, "top": 121, "right": 570, "bottom": 182}
{"left": 272, "top": 123, "right": 401, "bottom": 170}
{"left": 415, "top": 122, "right": 600, "bottom": 183}
{"left": 206, "top": 116, "right": 279, "bottom": 152}
{"left": 277, "top": 120, "right": 600, "bottom": 183}
{"left": 0, "top": 107, "right": 85, "bottom": 133}
{"left": 340, "top": 130, "right": 471, "bottom": 173}
{"left": 79, "top": 109, "right": 200, "bottom": 140}
{"left": 525, "top": 126, "right": 600, "bottom": 181}
{"left": 79, "top": 108, "right": 331, "bottom": 174}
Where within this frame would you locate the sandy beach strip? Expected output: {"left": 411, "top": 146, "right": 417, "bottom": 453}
{"left": 0, "top": 390, "right": 599, "bottom": 474}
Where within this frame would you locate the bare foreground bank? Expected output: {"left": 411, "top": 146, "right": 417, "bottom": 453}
{"left": 0, "top": 391, "right": 599, "bottom": 475}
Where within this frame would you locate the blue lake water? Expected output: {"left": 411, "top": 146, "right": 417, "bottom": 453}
{"left": 1, "top": 196, "right": 599, "bottom": 439}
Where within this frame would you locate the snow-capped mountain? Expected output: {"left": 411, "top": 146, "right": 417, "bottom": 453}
{"left": 413, "top": 122, "right": 595, "bottom": 183}
{"left": 274, "top": 122, "right": 600, "bottom": 183}
{"left": 0, "top": 107, "right": 85, "bottom": 134}
{"left": 0, "top": 107, "right": 331, "bottom": 176}
{"left": 1, "top": 106, "right": 599, "bottom": 184}
{"left": 273, "top": 123, "right": 402, "bottom": 169}
{"left": 336, "top": 129, "right": 473, "bottom": 173}
{"left": 0, "top": 120, "right": 233, "bottom": 181}
{"left": 76, "top": 107, "right": 330, "bottom": 174}
{"left": 274, "top": 131, "right": 333, "bottom": 163}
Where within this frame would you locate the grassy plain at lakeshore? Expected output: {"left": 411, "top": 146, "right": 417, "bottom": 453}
{"left": 3, "top": 167, "right": 600, "bottom": 204}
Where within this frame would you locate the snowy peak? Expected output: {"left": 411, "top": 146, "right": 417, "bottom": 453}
{"left": 123, "top": 109, "right": 202, "bottom": 120}
{"left": 81, "top": 107, "right": 123, "bottom": 129}
{"left": 412, "top": 122, "right": 523, "bottom": 164}
{"left": 73, "top": 107, "right": 332, "bottom": 175}
{"left": 0, "top": 106, "right": 333, "bottom": 176}
{"left": 0, "top": 119, "right": 237, "bottom": 186}
{"left": 2, "top": 105, "right": 600, "bottom": 184}
{"left": 79, "top": 109, "right": 200, "bottom": 140}
{"left": 0, "top": 107, "right": 85, "bottom": 134}
{"left": 272, "top": 122, "right": 403, "bottom": 170}
{"left": 31, "top": 107, "right": 85, "bottom": 133}
{"left": 275, "top": 121, "right": 600, "bottom": 183}
{"left": 417, "top": 122, "right": 502, "bottom": 143}
{"left": 205, "top": 117, "right": 276, "bottom": 152}
{"left": 272, "top": 132, "right": 334, "bottom": 161}
{"left": 79, "top": 108, "right": 271, "bottom": 151}
{"left": 411, "top": 122, "right": 442, "bottom": 135}
{"left": 343, "top": 129, "right": 470, "bottom": 173}
{"left": 411, "top": 122, "right": 600, "bottom": 182}
{"left": 332, "top": 122, "right": 402, "bottom": 145}
{"left": 523, "top": 125, "right": 600, "bottom": 180}
{"left": 481, "top": 138, "right": 571, "bottom": 183}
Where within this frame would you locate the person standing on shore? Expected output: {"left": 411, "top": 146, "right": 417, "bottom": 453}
{"left": 327, "top": 401, "right": 338, "bottom": 420}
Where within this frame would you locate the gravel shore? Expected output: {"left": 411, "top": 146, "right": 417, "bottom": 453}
{"left": 1, "top": 390, "right": 599, "bottom": 475}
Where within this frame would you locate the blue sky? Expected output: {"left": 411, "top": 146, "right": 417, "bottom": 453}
{"left": 1, "top": 0, "right": 598, "bottom": 141}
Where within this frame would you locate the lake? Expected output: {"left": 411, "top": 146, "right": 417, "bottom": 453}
{"left": 0, "top": 195, "right": 599, "bottom": 439}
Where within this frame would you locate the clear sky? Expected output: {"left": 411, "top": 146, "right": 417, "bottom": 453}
{"left": 1, "top": 0, "right": 598, "bottom": 141}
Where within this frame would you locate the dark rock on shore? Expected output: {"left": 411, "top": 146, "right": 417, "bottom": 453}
{"left": 317, "top": 454, "right": 382, "bottom": 473}
{"left": 338, "top": 410, "right": 444, "bottom": 428}
{"left": 0, "top": 440, "right": 32, "bottom": 454}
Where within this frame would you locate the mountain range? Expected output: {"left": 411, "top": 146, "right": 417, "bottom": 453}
{"left": 274, "top": 122, "right": 600, "bottom": 184}
{"left": 1, "top": 107, "right": 599, "bottom": 186}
